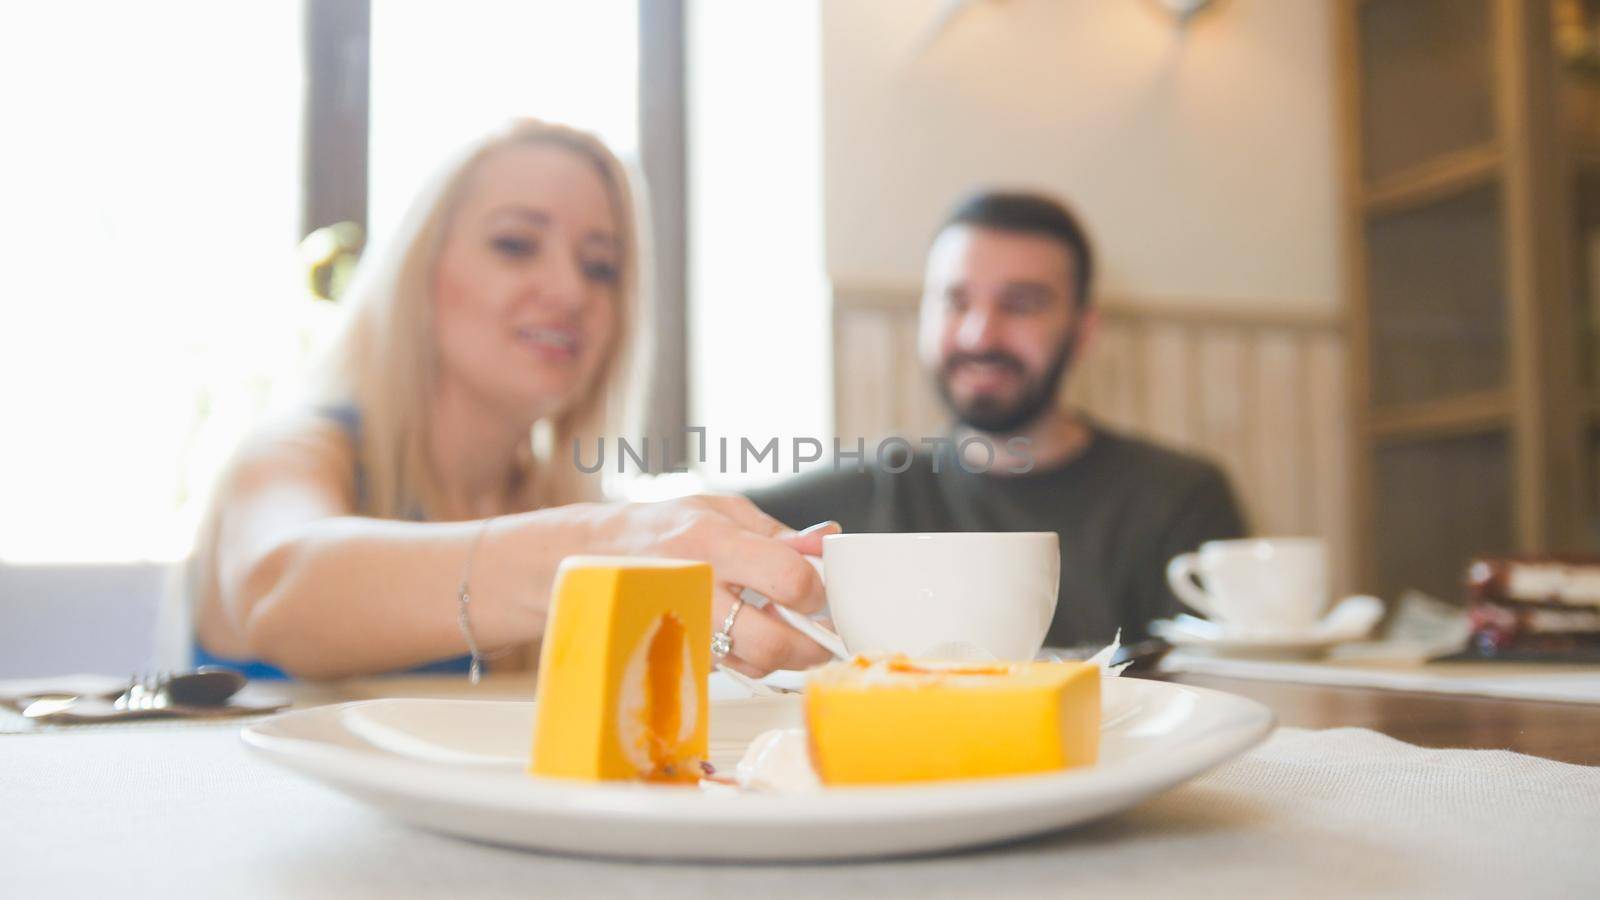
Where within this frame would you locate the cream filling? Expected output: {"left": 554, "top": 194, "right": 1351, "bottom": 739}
{"left": 1506, "top": 563, "right": 1600, "bottom": 605}
{"left": 615, "top": 615, "right": 698, "bottom": 775}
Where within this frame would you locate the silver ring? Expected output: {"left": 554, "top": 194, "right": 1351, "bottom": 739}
{"left": 711, "top": 595, "right": 746, "bottom": 660}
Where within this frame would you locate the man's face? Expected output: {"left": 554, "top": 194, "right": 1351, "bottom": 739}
{"left": 919, "top": 224, "right": 1088, "bottom": 434}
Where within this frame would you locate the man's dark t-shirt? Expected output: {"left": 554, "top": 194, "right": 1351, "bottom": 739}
{"left": 747, "top": 427, "right": 1247, "bottom": 648}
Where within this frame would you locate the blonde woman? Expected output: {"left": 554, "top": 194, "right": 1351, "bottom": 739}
{"left": 192, "top": 120, "right": 836, "bottom": 680}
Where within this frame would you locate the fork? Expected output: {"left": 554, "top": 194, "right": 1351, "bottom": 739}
{"left": 141, "top": 671, "right": 172, "bottom": 710}
{"left": 114, "top": 672, "right": 168, "bottom": 712}
{"left": 112, "top": 672, "right": 145, "bottom": 711}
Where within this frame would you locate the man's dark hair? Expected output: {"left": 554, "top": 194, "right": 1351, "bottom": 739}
{"left": 937, "top": 191, "right": 1095, "bottom": 308}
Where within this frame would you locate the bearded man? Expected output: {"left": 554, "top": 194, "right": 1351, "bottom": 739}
{"left": 748, "top": 191, "right": 1246, "bottom": 646}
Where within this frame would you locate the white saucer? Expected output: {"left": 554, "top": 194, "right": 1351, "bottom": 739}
{"left": 242, "top": 677, "right": 1273, "bottom": 861}
{"left": 1152, "top": 595, "right": 1385, "bottom": 659}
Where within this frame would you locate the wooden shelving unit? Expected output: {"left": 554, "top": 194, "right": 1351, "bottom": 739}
{"left": 1366, "top": 390, "right": 1515, "bottom": 441}
{"left": 1362, "top": 143, "right": 1503, "bottom": 214}
{"left": 1337, "top": 0, "right": 1593, "bottom": 602}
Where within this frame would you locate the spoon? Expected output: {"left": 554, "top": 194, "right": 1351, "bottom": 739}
{"left": 164, "top": 667, "right": 248, "bottom": 706}
{"left": 739, "top": 587, "right": 850, "bottom": 660}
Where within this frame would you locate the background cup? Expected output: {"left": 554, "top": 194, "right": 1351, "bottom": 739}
{"left": 821, "top": 532, "right": 1059, "bottom": 660}
{"left": 1166, "top": 538, "right": 1328, "bottom": 630}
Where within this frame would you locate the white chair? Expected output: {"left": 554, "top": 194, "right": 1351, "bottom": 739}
{"left": 0, "top": 560, "right": 178, "bottom": 678}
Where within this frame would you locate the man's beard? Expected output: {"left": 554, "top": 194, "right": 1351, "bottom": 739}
{"left": 935, "top": 329, "right": 1078, "bottom": 435}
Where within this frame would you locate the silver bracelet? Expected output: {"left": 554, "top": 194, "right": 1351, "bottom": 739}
{"left": 456, "top": 516, "right": 513, "bottom": 685}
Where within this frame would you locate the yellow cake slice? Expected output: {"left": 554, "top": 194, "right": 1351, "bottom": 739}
{"left": 804, "top": 656, "right": 1100, "bottom": 785}
{"left": 529, "top": 556, "right": 712, "bottom": 783}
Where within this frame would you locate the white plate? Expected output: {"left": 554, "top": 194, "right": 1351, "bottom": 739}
{"left": 241, "top": 678, "right": 1273, "bottom": 861}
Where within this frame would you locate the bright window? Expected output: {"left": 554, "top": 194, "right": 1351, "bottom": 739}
{"left": 368, "top": 0, "right": 639, "bottom": 242}
{"left": 0, "top": 2, "right": 305, "bottom": 563}
{"left": 0, "top": 1, "right": 644, "bottom": 563}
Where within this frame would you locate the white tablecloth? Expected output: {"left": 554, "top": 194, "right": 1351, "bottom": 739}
{"left": 2, "top": 724, "right": 1596, "bottom": 899}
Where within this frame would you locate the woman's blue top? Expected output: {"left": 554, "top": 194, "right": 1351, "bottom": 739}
{"left": 192, "top": 406, "right": 471, "bottom": 680}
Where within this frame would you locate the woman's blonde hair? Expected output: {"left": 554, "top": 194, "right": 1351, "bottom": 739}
{"left": 320, "top": 118, "right": 649, "bottom": 518}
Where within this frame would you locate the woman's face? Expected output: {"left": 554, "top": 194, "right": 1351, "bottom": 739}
{"left": 432, "top": 142, "right": 622, "bottom": 420}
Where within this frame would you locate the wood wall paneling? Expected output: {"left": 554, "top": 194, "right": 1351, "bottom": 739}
{"left": 1195, "top": 328, "right": 1257, "bottom": 519}
{"left": 1082, "top": 319, "right": 1144, "bottom": 434}
{"left": 1306, "top": 332, "right": 1354, "bottom": 593}
{"left": 1141, "top": 321, "right": 1198, "bottom": 451}
{"left": 1253, "top": 331, "right": 1310, "bottom": 537}
{"left": 833, "top": 307, "right": 898, "bottom": 451}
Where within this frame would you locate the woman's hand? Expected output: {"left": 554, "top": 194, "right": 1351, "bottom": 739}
{"left": 588, "top": 495, "right": 839, "bottom": 676}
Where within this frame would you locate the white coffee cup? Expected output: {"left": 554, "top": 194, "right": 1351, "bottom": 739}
{"left": 820, "top": 532, "right": 1059, "bottom": 660}
{"left": 1165, "top": 538, "right": 1329, "bottom": 630}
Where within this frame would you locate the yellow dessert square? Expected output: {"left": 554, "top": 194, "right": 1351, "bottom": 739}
{"left": 804, "top": 657, "right": 1100, "bottom": 785}
{"left": 529, "top": 556, "right": 712, "bottom": 783}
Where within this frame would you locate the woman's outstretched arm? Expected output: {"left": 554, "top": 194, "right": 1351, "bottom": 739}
{"left": 197, "top": 421, "right": 834, "bottom": 679}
